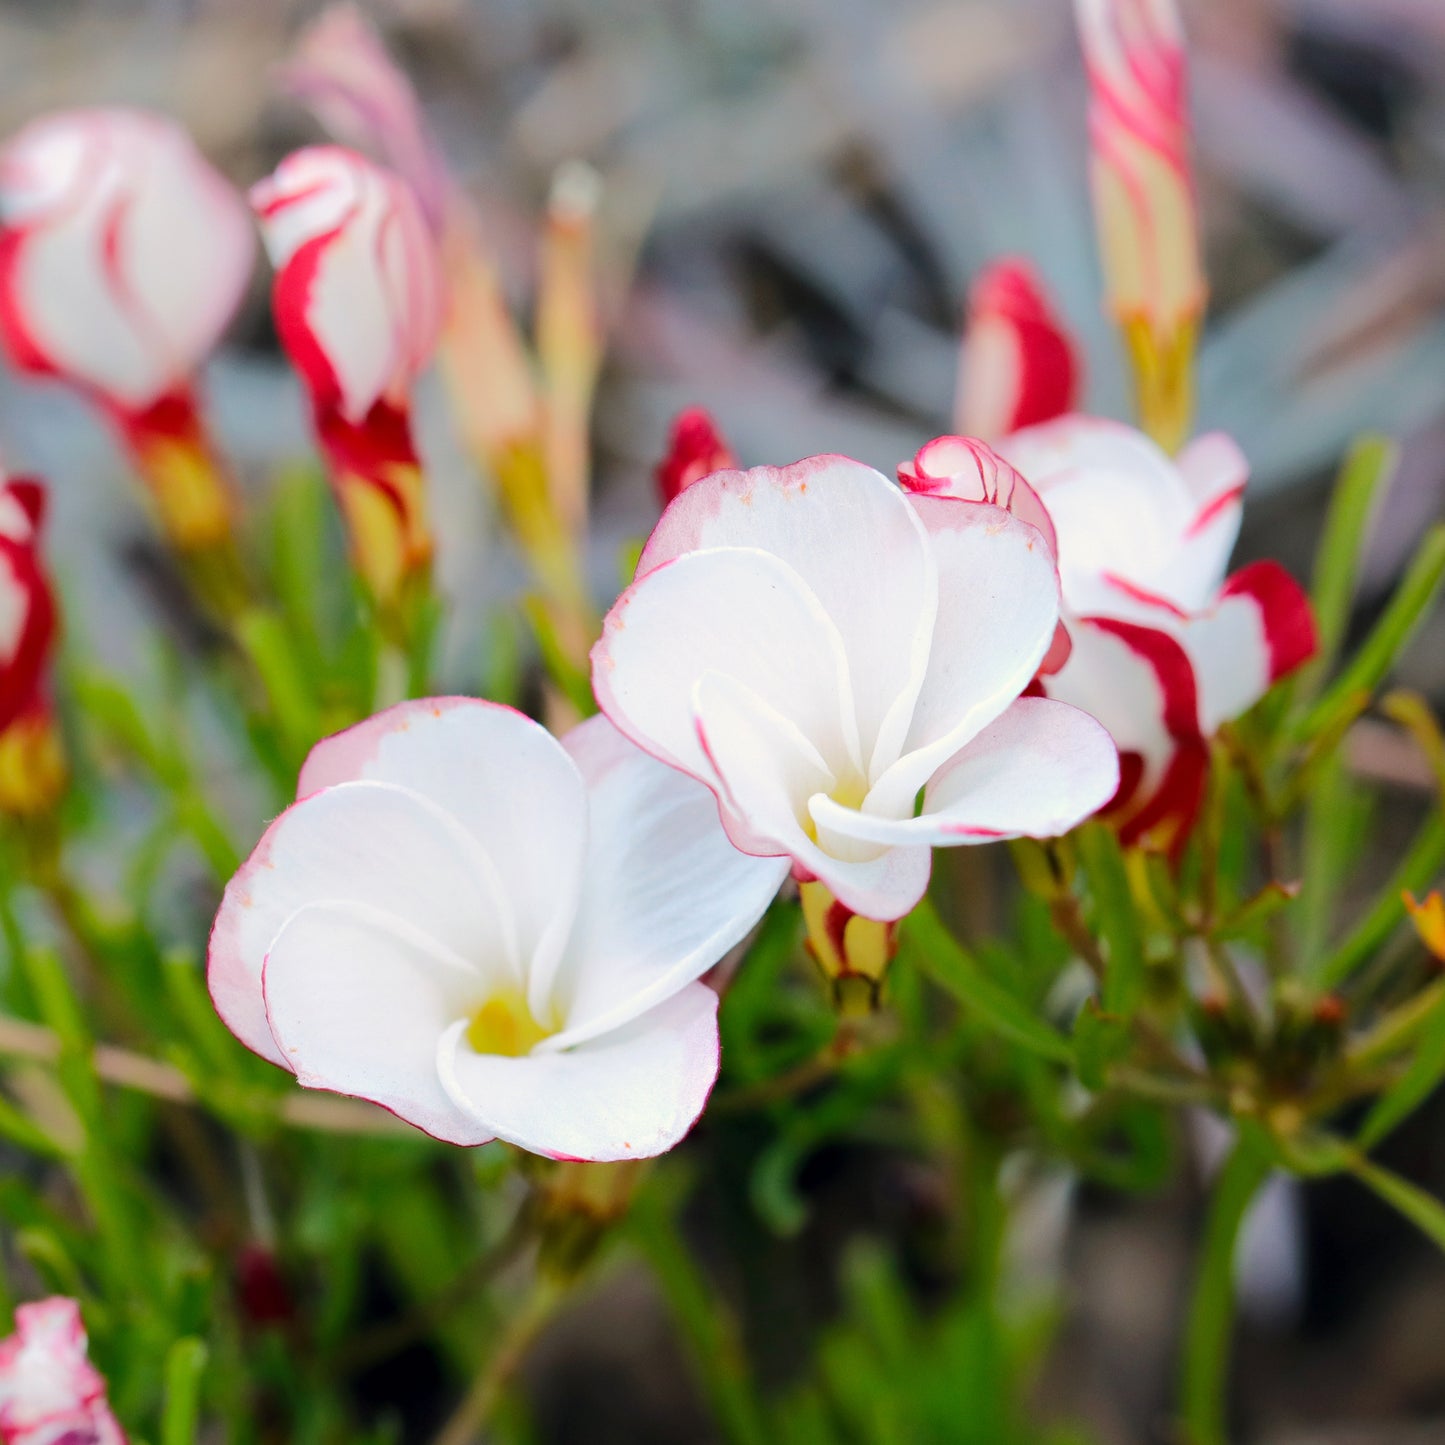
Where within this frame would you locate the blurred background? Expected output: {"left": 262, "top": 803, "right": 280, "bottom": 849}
{"left": 3, "top": 1, "right": 1445, "bottom": 1440}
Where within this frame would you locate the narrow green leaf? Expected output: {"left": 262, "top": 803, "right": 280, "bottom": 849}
{"left": 1073, "top": 1001, "right": 1130, "bottom": 1092}
{"left": 1179, "top": 1132, "right": 1272, "bottom": 1445}
{"left": 521, "top": 595, "right": 596, "bottom": 718}
{"left": 1218, "top": 880, "right": 1299, "bottom": 944}
{"left": 0, "top": 1089, "right": 69, "bottom": 1160}
{"left": 233, "top": 608, "right": 323, "bottom": 762}
{"left": 1349, "top": 1155, "right": 1445, "bottom": 1254}
{"left": 162, "top": 1338, "right": 209, "bottom": 1445}
{"left": 1076, "top": 824, "right": 1146, "bottom": 1020}
{"left": 1302, "top": 435, "right": 1396, "bottom": 694}
{"left": 1315, "top": 809, "right": 1445, "bottom": 987}
{"left": 900, "top": 901, "right": 1071, "bottom": 1065}
{"left": 1293, "top": 523, "right": 1445, "bottom": 747}
{"left": 1359, "top": 991, "right": 1445, "bottom": 1149}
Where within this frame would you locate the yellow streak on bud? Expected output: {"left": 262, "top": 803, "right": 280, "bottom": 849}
{"left": 1122, "top": 313, "right": 1197, "bottom": 456}
{"left": 0, "top": 711, "right": 66, "bottom": 818}
{"left": 133, "top": 433, "right": 236, "bottom": 553}
{"left": 800, "top": 879, "right": 900, "bottom": 1016}
{"left": 465, "top": 990, "right": 554, "bottom": 1058}
{"left": 337, "top": 463, "right": 432, "bottom": 608}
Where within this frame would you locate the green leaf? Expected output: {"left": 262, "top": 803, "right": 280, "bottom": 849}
{"left": 1358, "top": 990, "right": 1445, "bottom": 1149}
{"left": 1218, "top": 881, "right": 1299, "bottom": 944}
{"left": 900, "top": 901, "right": 1071, "bottom": 1065}
{"left": 1315, "top": 808, "right": 1445, "bottom": 988}
{"left": 162, "top": 1338, "right": 209, "bottom": 1445}
{"left": 1349, "top": 1155, "right": 1445, "bottom": 1254}
{"left": 1075, "top": 824, "right": 1146, "bottom": 1020}
{"left": 233, "top": 609, "right": 323, "bottom": 764}
{"left": 1072, "top": 1001, "right": 1130, "bottom": 1092}
{"left": 521, "top": 595, "right": 596, "bottom": 718}
{"left": 1179, "top": 1131, "right": 1273, "bottom": 1445}
{"left": 1293, "top": 523, "right": 1445, "bottom": 748}
{"left": 1301, "top": 435, "right": 1396, "bottom": 695}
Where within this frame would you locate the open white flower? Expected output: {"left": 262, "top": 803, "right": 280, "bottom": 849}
{"left": 908, "top": 417, "right": 1316, "bottom": 848}
{"left": 208, "top": 700, "right": 786, "bottom": 1161}
{"left": 592, "top": 454, "right": 1119, "bottom": 923}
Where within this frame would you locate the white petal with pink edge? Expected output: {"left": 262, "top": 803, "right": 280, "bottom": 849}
{"left": 262, "top": 900, "right": 493, "bottom": 1146}
{"left": 437, "top": 984, "right": 720, "bottom": 1162}
{"left": 210, "top": 698, "right": 777, "bottom": 1157}
{"left": 298, "top": 698, "right": 588, "bottom": 1008}
{"left": 594, "top": 545, "right": 861, "bottom": 785}
{"left": 811, "top": 698, "right": 1118, "bottom": 848}
{"left": 208, "top": 778, "right": 518, "bottom": 1066}
{"left": 636, "top": 455, "right": 936, "bottom": 765}
{"left": 543, "top": 715, "right": 788, "bottom": 1049}
{"left": 867, "top": 496, "right": 1060, "bottom": 818}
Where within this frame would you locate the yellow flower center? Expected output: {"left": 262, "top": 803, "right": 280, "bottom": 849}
{"left": 465, "top": 990, "right": 554, "bottom": 1058}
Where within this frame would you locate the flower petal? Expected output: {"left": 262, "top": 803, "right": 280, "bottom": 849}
{"left": 1174, "top": 431, "right": 1248, "bottom": 604}
{"left": 636, "top": 456, "right": 936, "bottom": 768}
{"left": 262, "top": 901, "right": 491, "bottom": 1146}
{"left": 694, "top": 672, "right": 932, "bottom": 922}
{"left": 810, "top": 697, "right": 1117, "bottom": 846}
{"left": 867, "top": 496, "right": 1060, "bottom": 817}
{"left": 437, "top": 983, "right": 720, "bottom": 1161}
{"left": 999, "top": 415, "right": 1200, "bottom": 610}
{"left": 592, "top": 545, "right": 860, "bottom": 785}
{"left": 1043, "top": 615, "right": 1208, "bottom": 848}
{"left": 540, "top": 716, "right": 788, "bottom": 1049}
{"left": 297, "top": 698, "right": 588, "bottom": 996}
{"left": 1184, "top": 561, "right": 1316, "bottom": 734}
{"left": 208, "top": 779, "right": 513, "bottom": 1066}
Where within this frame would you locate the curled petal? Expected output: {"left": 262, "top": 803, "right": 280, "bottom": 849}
{"left": 298, "top": 698, "right": 589, "bottom": 1002}
{"left": 637, "top": 455, "right": 936, "bottom": 768}
{"left": 545, "top": 716, "right": 787, "bottom": 1048}
{"left": 593, "top": 545, "right": 861, "bottom": 787}
{"left": 899, "top": 435, "right": 1058, "bottom": 557}
{"left": 869, "top": 496, "right": 1061, "bottom": 817}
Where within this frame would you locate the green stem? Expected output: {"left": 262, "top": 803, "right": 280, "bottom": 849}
{"left": 432, "top": 1275, "right": 565, "bottom": 1445}
{"left": 1179, "top": 1134, "right": 1271, "bottom": 1445}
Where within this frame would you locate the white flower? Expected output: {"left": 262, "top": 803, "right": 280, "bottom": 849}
{"left": 0, "top": 108, "right": 254, "bottom": 413}
{"left": 209, "top": 700, "right": 785, "bottom": 1161}
{"left": 592, "top": 454, "right": 1119, "bottom": 922}
{"left": 910, "top": 417, "right": 1316, "bottom": 846}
